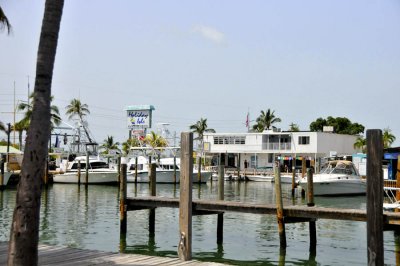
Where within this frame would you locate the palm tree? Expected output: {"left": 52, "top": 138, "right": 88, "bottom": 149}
{"left": 252, "top": 109, "right": 281, "bottom": 132}
{"left": 0, "top": 120, "right": 5, "bottom": 132}
{"left": 0, "top": 6, "right": 12, "bottom": 34}
{"left": 383, "top": 128, "right": 396, "bottom": 149}
{"left": 100, "top": 135, "right": 120, "bottom": 155}
{"left": 288, "top": 123, "right": 300, "bottom": 132}
{"left": 8, "top": 1, "right": 64, "bottom": 265}
{"left": 353, "top": 136, "right": 366, "bottom": 153}
{"left": 12, "top": 120, "right": 29, "bottom": 149}
{"left": 190, "top": 118, "right": 215, "bottom": 182}
{"left": 17, "top": 93, "right": 61, "bottom": 132}
{"left": 65, "top": 98, "right": 93, "bottom": 143}
{"left": 122, "top": 137, "right": 141, "bottom": 155}
{"left": 143, "top": 131, "right": 168, "bottom": 161}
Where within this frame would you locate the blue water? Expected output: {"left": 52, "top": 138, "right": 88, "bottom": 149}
{"left": 0, "top": 182, "right": 399, "bottom": 265}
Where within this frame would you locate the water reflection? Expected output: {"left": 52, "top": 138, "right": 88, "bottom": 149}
{"left": 0, "top": 182, "right": 398, "bottom": 265}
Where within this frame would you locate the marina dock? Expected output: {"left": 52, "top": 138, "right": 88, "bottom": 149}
{"left": 0, "top": 242, "right": 225, "bottom": 265}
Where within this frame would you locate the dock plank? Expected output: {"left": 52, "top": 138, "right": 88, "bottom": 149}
{"left": 0, "top": 242, "right": 227, "bottom": 265}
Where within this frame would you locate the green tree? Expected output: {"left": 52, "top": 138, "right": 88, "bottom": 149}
{"left": 288, "top": 122, "right": 300, "bottom": 132}
{"left": 353, "top": 136, "right": 366, "bottom": 153}
{"left": 100, "top": 135, "right": 120, "bottom": 155}
{"left": 143, "top": 131, "right": 168, "bottom": 160}
{"left": 383, "top": 128, "right": 396, "bottom": 149}
{"left": 0, "top": 120, "right": 5, "bottom": 132}
{"left": 65, "top": 98, "right": 93, "bottom": 143}
{"left": 0, "top": 6, "right": 12, "bottom": 34}
{"left": 121, "top": 137, "right": 141, "bottom": 155}
{"left": 309, "top": 116, "right": 364, "bottom": 135}
{"left": 252, "top": 109, "right": 281, "bottom": 132}
{"left": 12, "top": 120, "right": 29, "bottom": 150}
{"left": 17, "top": 92, "right": 61, "bottom": 131}
{"left": 8, "top": 1, "right": 64, "bottom": 265}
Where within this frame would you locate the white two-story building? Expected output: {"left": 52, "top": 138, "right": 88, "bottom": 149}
{"left": 203, "top": 130, "right": 359, "bottom": 171}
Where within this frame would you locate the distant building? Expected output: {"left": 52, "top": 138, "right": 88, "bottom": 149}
{"left": 203, "top": 130, "right": 359, "bottom": 171}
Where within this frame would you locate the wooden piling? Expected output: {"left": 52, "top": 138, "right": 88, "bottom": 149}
{"left": 302, "top": 157, "right": 306, "bottom": 178}
{"left": 77, "top": 161, "right": 81, "bottom": 185}
{"left": 120, "top": 163, "right": 127, "bottom": 235}
{"left": 173, "top": 156, "right": 177, "bottom": 184}
{"left": 0, "top": 159, "right": 4, "bottom": 188}
{"left": 149, "top": 163, "right": 156, "bottom": 235}
{"left": 135, "top": 157, "right": 138, "bottom": 183}
{"left": 44, "top": 159, "right": 49, "bottom": 185}
{"left": 217, "top": 164, "right": 224, "bottom": 244}
{"left": 397, "top": 155, "right": 400, "bottom": 201}
{"left": 237, "top": 153, "right": 241, "bottom": 180}
{"left": 274, "top": 159, "right": 286, "bottom": 248}
{"left": 197, "top": 155, "right": 202, "bottom": 183}
{"left": 85, "top": 152, "right": 89, "bottom": 186}
{"left": 117, "top": 157, "right": 121, "bottom": 183}
{"left": 307, "top": 168, "right": 316, "bottom": 252}
{"left": 291, "top": 165, "right": 296, "bottom": 197}
{"left": 178, "top": 132, "right": 193, "bottom": 261}
{"left": 366, "top": 129, "right": 383, "bottom": 265}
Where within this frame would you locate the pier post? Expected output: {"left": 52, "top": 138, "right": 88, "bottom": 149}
{"left": 119, "top": 162, "right": 127, "bottom": 235}
{"left": 217, "top": 164, "right": 224, "bottom": 244}
{"left": 149, "top": 163, "right": 156, "bottom": 235}
{"left": 117, "top": 157, "right": 121, "bottom": 183}
{"left": 366, "top": 129, "right": 383, "bottom": 265}
{"left": 197, "top": 154, "right": 202, "bottom": 183}
{"left": 178, "top": 132, "right": 193, "bottom": 261}
{"left": 301, "top": 157, "right": 306, "bottom": 178}
{"left": 237, "top": 153, "right": 241, "bottom": 180}
{"left": 291, "top": 165, "right": 296, "bottom": 197}
{"left": 85, "top": 152, "right": 89, "bottom": 186}
{"left": 0, "top": 159, "right": 4, "bottom": 188}
{"left": 77, "top": 161, "right": 81, "bottom": 185}
{"left": 43, "top": 159, "right": 49, "bottom": 186}
{"left": 397, "top": 155, "right": 400, "bottom": 201}
{"left": 173, "top": 155, "right": 177, "bottom": 184}
{"left": 307, "top": 168, "right": 316, "bottom": 252}
{"left": 274, "top": 159, "right": 286, "bottom": 249}
{"left": 135, "top": 157, "right": 138, "bottom": 183}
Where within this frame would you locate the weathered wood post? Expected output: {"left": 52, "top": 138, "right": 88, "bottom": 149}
{"left": 291, "top": 164, "right": 296, "bottom": 197}
{"left": 119, "top": 161, "right": 127, "bottom": 235}
{"left": 366, "top": 129, "right": 384, "bottom": 265}
{"left": 0, "top": 159, "right": 4, "bottom": 188}
{"left": 217, "top": 163, "right": 224, "bottom": 244}
{"left": 117, "top": 157, "right": 121, "bottom": 183}
{"left": 85, "top": 152, "right": 89, "bottom": 186}
{"left": 237, "top": 153, "right": 241, "bottom": 180}
{"left": 135, "top": 156, "right": 138, "bottom": 183}
{"left": 43, "top": 159, "right": 49, "bottom": 186}
{"left": 178, "top": 132, "right": 193, "bottom": 261}
{"left": 173, "top": 155, "right": 177, "bottom": 184}
{"left": 149, "top": 163, "right": 156, "bottom": 235}
{"left": 307, "top": 168, "right": 316, "bottom": 252}
{"left": 197, "top": 154, "right": 202, "bottom": 183}
{"left": 397, "top": 155, "right": 400, "bottom": 201}
{"left": 274, "top": 159, "right": 287, "bottom": 249}
{"left": 302, "top": 156, "right": 306, "bottom": 178}
{"left": 77, "top": 161, "right": 81, "bottom": 185}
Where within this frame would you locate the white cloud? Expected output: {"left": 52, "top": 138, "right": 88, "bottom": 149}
{"left": 192, "top": 25, "right": 226, "bottom": 45}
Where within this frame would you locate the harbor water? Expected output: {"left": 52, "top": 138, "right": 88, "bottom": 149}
{"left": 1, "top": 182, "right": 399, "bottom": 265}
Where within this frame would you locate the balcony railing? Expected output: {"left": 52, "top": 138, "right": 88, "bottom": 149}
{"left": 262, "top": 142, "right": 291, "bottom": 151}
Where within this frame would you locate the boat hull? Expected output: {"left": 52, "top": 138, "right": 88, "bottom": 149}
{"left": 127, "top": 170, "right": 211, "bottom": 183}
{"left": 1, "top": 172, "right": 13, "bottom": 187}
{"left": 246, "top": 175, "right": 273, "bottom": 182}
{"left": 299, "top": 179, "right": 367, "bottom": 196}
{"left": 53, "top": 170, "right": 118, "bottom": 184}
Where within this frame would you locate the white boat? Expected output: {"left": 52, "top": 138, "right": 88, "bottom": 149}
{"left": 127, "top": 156, "right": 211, "bottom": 183}
{"left": 1, "top": 171, "right": 13, "bottom": 187}
{"left": 53, "top": 156, "right": 118, "bottom": 184}
{"left": 298, "top": 160, "right": 366, "bottom": 196}
{"left": 246, "top": 174, "right": 274, "bottom": 182}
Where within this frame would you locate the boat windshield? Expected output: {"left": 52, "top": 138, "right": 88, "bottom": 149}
{"left": 320, "top": 161, "right": 358, "bottom": 175}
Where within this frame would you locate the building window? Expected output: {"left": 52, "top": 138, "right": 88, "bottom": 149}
{"left": 213, "top": 136, "right": 245, "bottom": 145}
{"left": 298, "top": 136, "right": 310, "bottom": 145}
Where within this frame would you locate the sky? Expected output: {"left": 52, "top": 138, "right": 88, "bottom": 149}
{"left": 1, "top": 0, "right": 400, "bottom": 148}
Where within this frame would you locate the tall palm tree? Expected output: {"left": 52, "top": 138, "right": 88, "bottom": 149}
{"left": 144, "top": 131, "right": 168, "bottom": 160}
{"left": 0, "top": 120, "right": 5, "bottom": 132}
{"left": 0, "top": 6, "right": 12, "bottom": 34}
{"left": 190, "top": 118, "right": 215, "bottom": 182}
{"left": 122, "top": 137, "right": 141, "bottom": 155}
{"left": 65, "top": 98, "right": 93, "bottom": 143}
{"left": 383, "top": 128, "right": 396, "bottom": 149}
{"left": 252, "top": 109, "right": 281, "bottom": 132}
{"left": 8, "top": 1, "right": 64, "bottom": 265}
{"left": 288, "top": 122, "right": 300, "bottom": 132}
{"left": 353, "top": 136, "right": 366, "bottom": 153}
{"left": 17, "top": 92, "right": 61, "bottom": 131}
{"left": 100, "top": 135, "right": 120, "bottom": 155}
{"left": 12, "top": 120, "right": 29, "bottom": 149}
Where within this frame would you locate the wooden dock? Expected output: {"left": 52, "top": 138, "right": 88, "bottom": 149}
{"left": 0, "top": 242, "right": 226, "bottom": 265}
